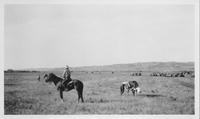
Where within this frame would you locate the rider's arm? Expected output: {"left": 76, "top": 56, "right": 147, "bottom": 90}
{"left": 62, "top": 70, "right": 66, "bottom": 79}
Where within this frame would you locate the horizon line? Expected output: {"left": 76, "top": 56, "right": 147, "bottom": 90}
{"left": 4, "top": 61, "right": 194, "bottom": 70}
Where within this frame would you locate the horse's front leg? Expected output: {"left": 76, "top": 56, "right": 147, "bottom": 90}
{"left": 60, "top": 90, "right": 64, "bottom": 102}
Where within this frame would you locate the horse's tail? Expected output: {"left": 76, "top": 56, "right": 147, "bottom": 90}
{"left": 120, "top": 84, "right": 125, "bottom": 95}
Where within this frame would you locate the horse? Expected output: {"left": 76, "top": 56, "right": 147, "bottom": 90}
{"left": 120, "top": 81, "right": 141, "bottom": 96}
{"left": 44, "top": 73, "right": 84, "bottom": 103}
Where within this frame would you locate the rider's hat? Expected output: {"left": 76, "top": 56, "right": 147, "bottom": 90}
{"left": 65, "top": 65, "right": 69, "bottom": 69}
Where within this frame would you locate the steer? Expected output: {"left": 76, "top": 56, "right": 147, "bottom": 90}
{"left": 120, "top": 81, "right": 141, "bottom": 96}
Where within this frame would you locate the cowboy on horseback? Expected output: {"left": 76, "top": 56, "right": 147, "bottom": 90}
{"left": 62, "top": 65, "right": 72, "bottom": 85}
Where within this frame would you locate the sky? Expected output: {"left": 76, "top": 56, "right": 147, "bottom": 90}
{"left": 4, "top": 4, "right": 195, "bottom": 69}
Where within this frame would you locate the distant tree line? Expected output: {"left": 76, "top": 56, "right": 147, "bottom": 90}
{"left": 4, "top": 69, "right": 40, "bottom": 73}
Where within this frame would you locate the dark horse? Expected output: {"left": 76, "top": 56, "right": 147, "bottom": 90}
{"left": 44, "top": 73, "right": 84, "bottom": 103}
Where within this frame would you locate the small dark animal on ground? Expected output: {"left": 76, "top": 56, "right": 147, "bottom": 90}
{"left": 37, "top": 75, "right": 40, "bottom": 81}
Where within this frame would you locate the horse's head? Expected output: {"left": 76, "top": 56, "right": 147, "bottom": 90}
{"left": 44, "top": 73, "right": 55, "bottom": 83}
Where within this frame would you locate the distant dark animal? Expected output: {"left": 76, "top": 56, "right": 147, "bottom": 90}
{"left": 180, "top": 72, "right": 185, "bottom": 77}
{"left": 44, "top": 73, "right": 84, "bottom": 103}
{"left": 138, "top": 72, "right": 141, "bottom": 76}
{"left": 120, "top": 81, "right": 141, "bottom": 96}
{"left": 131, "top": 72, "right": 142, "bottom": 76}
{"left": 37, "top": 75, "right": 40, "bottom": 81}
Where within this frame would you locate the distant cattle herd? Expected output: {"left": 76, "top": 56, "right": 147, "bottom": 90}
{"left": 150, "top": 71, "right": 195, "bottom": 78}
{"left": 129, "top": 71, "right": 194, "bottom": 78}
{"left": 130, "top": 71, "right": 142, "bottom": 76}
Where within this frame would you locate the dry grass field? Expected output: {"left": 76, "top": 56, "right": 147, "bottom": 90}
{"left": 4, "top": 66, "right": 194, "bottom": 114}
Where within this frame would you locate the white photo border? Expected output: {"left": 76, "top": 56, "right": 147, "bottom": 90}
{"left": 0, "top": 0, "right": 199, "bottom": 119}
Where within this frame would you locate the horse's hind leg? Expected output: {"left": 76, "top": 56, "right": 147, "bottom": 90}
{"left": 77, "top": 90, "right": 84, "bottom": 103}
{"left": 75, "top": 86, "right": 80, "bottom": 103}
{"left": 80, "top": 91, "right": 84, "bottom": 103}
{"left": 76, "top": 87, "right": 84, "bottom": 103}
{"left": 78, "top": 93, "right": 81, "bottom": 103}
{"left": 77, "top": 92, "right": 80, "bottom": 103}
{"left": 60, "top": 90, "right": 64, "bottom": 102}
{"left": 80, "top": 85, "right": 84, "bottom": 102}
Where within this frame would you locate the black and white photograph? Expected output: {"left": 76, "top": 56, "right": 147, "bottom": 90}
{"left": 1, "top": 0, "right": 199, "bottom": 118}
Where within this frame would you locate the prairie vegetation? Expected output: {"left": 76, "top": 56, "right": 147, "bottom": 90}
{"left": 4, "top": 62, "right": 194, "bottom": 114}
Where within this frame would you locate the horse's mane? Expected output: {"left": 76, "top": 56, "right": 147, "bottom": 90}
{"left": 49, "top": 73, "right": 63, "bottom": 81}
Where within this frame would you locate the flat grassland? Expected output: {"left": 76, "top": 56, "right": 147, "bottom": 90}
{"left": 4, "top": 69, "right": 194, "bottom": 114}
{"left": 4, "top": 63, "right": 195, "bottom": 114}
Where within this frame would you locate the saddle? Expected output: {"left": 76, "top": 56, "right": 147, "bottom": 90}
{"left": 62, "top": 79, "right": 71, "bottom": 86}
{"left": 57, "top": 78, "right": 72, "bottom": 91}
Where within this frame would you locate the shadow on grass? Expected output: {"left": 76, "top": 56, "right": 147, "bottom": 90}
{"left": 137, "top": 93, "right": 164, "bottom": 98}
{"left": 179, "top": 81, "right": 194, "bottom": 89}
{"left": 85, "top": 97, "right": 110, "bottom": 103}
{"left": 138, "top": 93, "right": 179, "bottom": 101}
{"left": 5, "top": 83, "right": 18, "bottom": 87}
